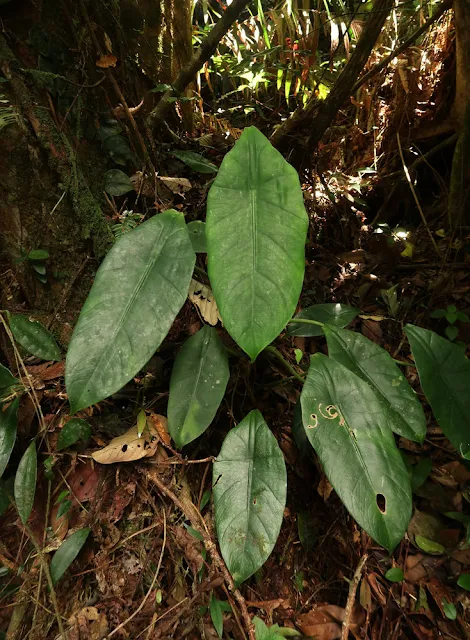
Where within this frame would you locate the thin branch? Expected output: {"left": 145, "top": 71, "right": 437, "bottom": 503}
{"left": 263, "top": 346, "right": 305, "bottom": 384}
{"left": 352, "top": 0, "right": 452, "bottom": 93}
{"left": 147, "top": 0, "right": 251, "bottom": 131}
{"left": 341, "top": 554, "right": 368, "bottom": 640}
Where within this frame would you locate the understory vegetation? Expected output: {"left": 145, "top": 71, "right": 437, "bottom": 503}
{"left": 1, "top": 0, "right": 470, "bottom": 639}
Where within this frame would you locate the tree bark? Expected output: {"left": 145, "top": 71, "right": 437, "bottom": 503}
{"left": 147, "top": 0, "right": 251, "bottom": 132}
{"left": 270, "top": 0, "right": 394, "bottom": 150}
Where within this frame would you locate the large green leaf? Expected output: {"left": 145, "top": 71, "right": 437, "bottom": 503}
{"left": 0, "top": 398, "right": 19, "bottom": 478}
{"left": 168, "top": 325, "right": 229, "bottom": 448}
{"left": 186, "top": 221, "right": 207, "bottom": 253}
{"left": 0, "top": 364, "right": 18, "bottom": 392}
{"left": 287, "top": 303, "right": 359, "bottom": 337}
{"left": 213, "top": 410, "right": 287, "bottom": 584}
{"left": 324, "top": 326, "right": 426, "bottom": 442}
{"left": 206, "top": 126, "right": 308, "bottom": 360}
{"left": 405, "top": 324, "right": 470, "bottom": 457}
{"left": 300, "top": 354, "right": 412, "bottom": 552}
{"left": 66, "top": 211, "right": 195, "bottom": 413}
{"left": 9, "top": 314, "right": 61, "bottom": 361}
{"left": 14, "top": 441, "right": 37, "bottom": 524}
{"left": 50, "top": 528, "right": 91, "bottom": 584}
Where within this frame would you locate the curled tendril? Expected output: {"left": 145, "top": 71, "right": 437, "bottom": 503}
{"left": 307, "top": 413, "right": 318, "bottom": 429}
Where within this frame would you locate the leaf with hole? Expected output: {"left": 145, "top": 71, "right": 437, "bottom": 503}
{"left": 188, "top": 279, "right": 221, "bottom": 326}
{"left": 168, "top": 326, "right": 229, "bottom": 448}
{"left": 213, "top": 410, "right": 287, "bottom": 584}
{"left": 104, "top": 169, "right": 134, "bottom": 196}
{"left": 288, "top": 303, "right": 360, "bottom": 337}
{"left": 324, "top": 326, "right": 426, "bottom": 442}
{"left": 9, "top": 314, "right": 61, "bottom": 361}
{"left": 405, "top": 324, "right": 470, "bottom": 457}
{"left": 172, "top": 150, "right": 218, "bottom": 174}
{"left": 91, "top": 415, "right": 166, "bottom": 463}
{"left": 300, "top": 354, "right": 412, "bottom": 552}
{"left": 14, "top": 441, "right": 37, "bottom": 524}
{"left": 206, "top": 126, "right": 308, "bottom": 360}
{"left": 0, "top": 398, "right": 19, "bottom": 478}
{"left": 65, "top": 211, "right": 195, "bottom": 413}
{"left": 57, "top": 418, "right": 91, "bottom": 451}
{"left": 186, "top": 221, "right": 207, "bottom": 253}
{"left": 50, "top": 527, "right": 91, "bottom": 584}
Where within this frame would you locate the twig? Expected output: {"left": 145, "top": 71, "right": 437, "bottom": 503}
{"left": 341, "top": 553, "right": 368, "bottom": 640}
{"left": 352, "top": 0, "right": 452, "bottom": 93}
{"left": 147, "top": 469, "right": 256, "bottom": 640}
{"left": 263, "top": 346, "right": 305, "bottom": 384}
{"left": 106, "top": 509, "right": 167, "bottom": 638}
{"left": 396, "top": 133, "right": 439, "bottom": 255}
{"left": 147, "top": 0, "right": 251, "bottom": 130}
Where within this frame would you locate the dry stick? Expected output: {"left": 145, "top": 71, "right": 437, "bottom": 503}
{"left": 341, "top": 553, "right": 368, "bottom": 640}
{"left": 271, "top": 0, "right": 394, "bottom": 150}
{"left": 146, "top": 0, "right": 251, "bottom": 131}
{"left": 352, "top": 0, "right": 453, "bottom": 93}
{"left": 396, "top": 133, "right": 439, "bottom": 255}
{"left": 106, "top": 509, "right": 167, "bottom": 638}
{"left": 148, "top": 470, "right": 256, "bottom": 640}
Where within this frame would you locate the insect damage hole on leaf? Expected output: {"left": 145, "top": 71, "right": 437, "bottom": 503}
{"left": 376, "top": 494, "right": 386, "bottom": 514}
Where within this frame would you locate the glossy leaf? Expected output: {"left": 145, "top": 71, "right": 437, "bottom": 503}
{"left": 213, "top": 410, "right": 287, "bottom": 584}
{"left": 104, "top": 169, "right": 134, "bottom": 196}
{"left": 385, "top": 567, "right": 404, "bottom": 582}
{"left": 57, "top": 418, "right": 91, "bottom": 451}
{"left": 14, "top": 441, "right": 37, "bottom": 524}
{"left": 9, "top": 314, "right": 61, "bottom": 361}
{"left": 0, "top": 398, "right": 19, "bottom": 478}
{"left": 186, "top": 221, "right": 207, "bottom": 252}
{"left": 0, "top": 364, "right": 18, "bottom": 392}
{"left": 288, "top": 303, "right": 359, "bottom": 337}
{"left": 411, "top": 458, "right": 433, "bottom": 491}
{"left": 414, "top": 535, "right": 445, "bottom": 555}
{"left": 168, "top": 326, "right": 229, "bottom": 448}
{"left": 172, "top": 150, "right": 218, "bottom": 174}
{"left": 300, "top": 354, "right": 412, "bottom": 552}
{"left": 50, "top": 528, "right": 91, "bottom": 584}
{"left": 206, "top": 126, "right": 308, "bottom": 360}
{"left": 405, "top": 324, "right": 470, "bottom": 457}
{"left": 209, "top": 594, "right": 224, "bottom": 638}
{"left": 324, "top": 326, "right": 426, "bottom": 442}
{"left": 28, "top": 249, "right": 49, "bottom": 261}
{"left": 457, "top": 574, "right": 470, "bottom": 591}
{"left": 66, "top": 211, "right": 195, "bottom": 413}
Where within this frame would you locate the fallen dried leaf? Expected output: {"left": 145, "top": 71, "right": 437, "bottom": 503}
{"left": 91, "top": 415, "right": 167, "bottom": 464}
{"left": 188, "top": 279, "right": 222, "bottom": 326}
{"left": 96, "top": 54, "right": 117, "bottom": 68}
{"left": 158, "top": 176, "right": 192, "bottom": 194}
{"left": 297, "top": 604, "right": 364, "bottom": 639}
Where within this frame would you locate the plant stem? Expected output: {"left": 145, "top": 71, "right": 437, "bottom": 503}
{"left": 263, "top": 346, "right": 305, "bottom": 384}
{"left": 287, "top": 317, "right": 324, "bottom": 327}
{"left": 392, "top": 358, "right": 416, "bottom": 367}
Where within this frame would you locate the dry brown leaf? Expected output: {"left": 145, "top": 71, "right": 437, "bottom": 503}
{"left": 317, "top": 474, "right": 333, "bottom": 501}
{"left": 297, "top": 604, "right": 346, "bottom": 639}
{"left": 148, "top": 411, "right": 171, "bottom": 446}
{"left": 96, "top": 54, "right": 117, "bottom": 68}
{"left": 188, "top": 279, "right": 222, "bottom": 326}
{"left": 91, "top": 416, "right": 167, "bottom": 464}
{"left": 157, "top": 176, "right": 192, "bottom": 194}
{"left": 51, "top": 502, "right": 69, "bottom": 541}
{"left": 26, "top": 361, "right": 64, "bottom": 381}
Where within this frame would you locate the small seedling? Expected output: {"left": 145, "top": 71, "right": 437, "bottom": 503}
{"left": 431, "top": 304, "right": 469, "bottom": 342}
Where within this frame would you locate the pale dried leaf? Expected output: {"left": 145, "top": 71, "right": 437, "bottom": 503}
{"left": 158, "top": 176, "right": 192, "bottom": 194}
{"left": 188, "top": 279, "right": 222, "bottom": 326}
{"left": 91, "top": 416, "right": 167, "bottom": 464}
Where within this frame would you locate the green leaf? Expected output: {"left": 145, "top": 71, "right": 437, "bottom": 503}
{"left": 0, "top": 399, "right": 19, "bottom": 478}
{"left": 57, "top": 499, "right": 72, "bottom": 519}
{"left": 168, "top": 326, "right": 229, "bottom": 448}
{"left": 172, "top": 151, "right": 218, "bottom": 174}
{"left": 457, "top": 573, "right": 470, "bottom": 591}
{"left": 297, "top": 511, "right": 316, "bottom": 551}
{"left": 444, "top": 512, "right": 470, "bottom": 525}
{"left": 456, "top": 311, "right": 470, "bottom": 323}
{"left": 209, "top": 594, "right": 224, "bottom": 638}
{"left": 324, "top": 327, "right": 426, "bottom": 443}
{"left": 9, "top": 314, "right": 61, "bottom": 361}
{"left": 415, "top": 535, "right": 445, "bottom": 555}
{"left": 430, "top": 309, "right": 445, "bottom": 319}
{"left": 300, "top": 354, "right": 412, "bottom": 552}
{"left": 200, "top": 489, "right": 211, "bottom": 510}
{"left": 0, "top": 478, "right": 13, "bottom": 515}
{"left": 136, "top": 409, "right": 146, "bottom": 438}
{"left": 0, "top": 363, "right": 18, "bottom": 391}
{"left": 65, "top": 211, "right": 195, "bottom": 413}
{"left": 294, "top": 348, "right": 303, "bottom": 364}
{"left": 213, "top": 410, "right": 287, "bottom": 584}
{"left": 14, "top": 441, "right": 37, "bottom": 524}
{"left": 50, "top": 528, "right": 91, "bottom": 584}
{"left": 32, "top": 263, "right": 46, "bottom": 275}
{"left": 411, "top": 458, "right": 433, "bottom": 491}
{"left": 442, "top": 598, "right": 457, "bottom": 620}
{"left": 288, "top": 303, "right": 360, "bottom": 337}
{"left": 253, "top": 617, "right": 292, "bottom": 640}
{"left": 206, "top": 126, "right": 308, "bottom": 360}
{"left": 405, "top": 325, "right": 470, "bottom": 457}
{"left": 27, "top": 249, "right": 49, "bottom": 261}
{"left": 385, "top": 567, "right": 404, "bottom": 582}
{"left": 445, "top": 325, "right": 459, "bottom": 341}
{"left": 104, "top": 169, "right": 134, "bottom": 196}
{"left": 57, "top": 418, "right": 91, "bottom": 451}
{"left": 186, "top": 221, "right": 207, "bottom": 253}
